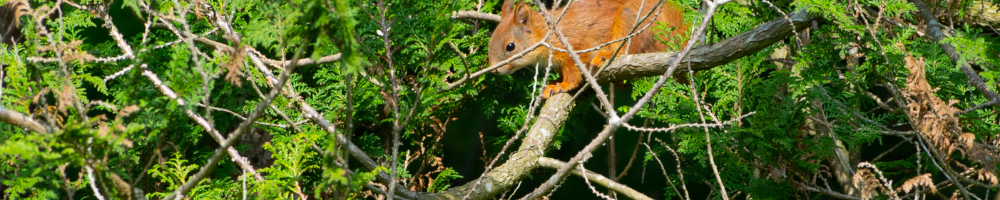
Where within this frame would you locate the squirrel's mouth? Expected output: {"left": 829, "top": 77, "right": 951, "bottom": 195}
{"left": 493, "top": 67, "right": 512, "bottom": 75}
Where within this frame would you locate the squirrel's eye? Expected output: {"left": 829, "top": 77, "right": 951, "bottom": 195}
{"left": 506, "top": 43, "right": 515, "bottom": 52}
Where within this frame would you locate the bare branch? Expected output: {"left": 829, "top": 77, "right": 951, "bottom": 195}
{"left": 614, "top": 119, "right": 648, "bottom": 181}
{"left": 653, "top": 138, "right": 690, "bottom": 200}
{"left": 794, "top": 181, "right": 862, "bottom": 200}
{"left": 621, "top": 112, "right": 754, "bottom": 132}
{"left": 0, "top": 107, "right": 56, "bottom": 133}
{"left": 249, "top": 48, "right": 342, "bottom": 69}
{"left": 84, "top": 166, "right": 106, "bottom": 200}
{"left": 537, "top": 157, "right": 653, "bottom": 200}
{"left": 595, "top": 9, "right": 817, "bottom": 83}
{"left": 643, "top": 142, "right": 688, "bottom": 200}
{"left": 450, "top": 10, "right": 500, "bottom": 22}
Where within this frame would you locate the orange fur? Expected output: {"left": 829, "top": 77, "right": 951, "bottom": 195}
{"left": 489, "top": 0, "right": 688, "bottom": 99}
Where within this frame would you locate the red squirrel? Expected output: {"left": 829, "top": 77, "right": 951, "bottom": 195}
{"left": 488, "top": 0, "right": 688, "bottom": 99}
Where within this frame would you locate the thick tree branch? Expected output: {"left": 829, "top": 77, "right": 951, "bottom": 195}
{"left": 0, "top": 107, "right": 55, "bottom": 133}
{"left": 596, "top": 9, "right": 817, "bottom": 83}
{"left": 537, "top": 157, "right": 653, "bottom": 200}
{"left": 418, "top": 93, "right": 575, "bottom": 200}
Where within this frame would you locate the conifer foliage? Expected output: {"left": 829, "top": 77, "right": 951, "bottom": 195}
{"left": 1, "top": 0, "right": 999, "bottom": 199}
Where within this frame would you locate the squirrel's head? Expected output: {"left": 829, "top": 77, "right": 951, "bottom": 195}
{"left": 489, "top": 1, "right": 546, "bottom": 75}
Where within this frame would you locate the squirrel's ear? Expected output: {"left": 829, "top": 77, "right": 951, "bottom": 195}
{"left": 515, "top": 3, "right": 530, "bottom": 24}
{"left": 502, "top": 1, "right": 514, "bottom": 14}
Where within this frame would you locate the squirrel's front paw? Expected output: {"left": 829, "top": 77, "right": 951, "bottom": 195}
{"left": 590, "top": 51, "right": 613, "bottom": 67}
{"left": 541, "top": 84, "right": 568, "bottom": 99}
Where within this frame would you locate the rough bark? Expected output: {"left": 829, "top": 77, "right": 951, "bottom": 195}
{"left": 0, "top": 107, "right": 54, "bottom": 133}
{"left": 597, "top": 9, "right": 816, "bottom": 83}
{"left": 417, "top": 93, "right": 575, "bottom": 200}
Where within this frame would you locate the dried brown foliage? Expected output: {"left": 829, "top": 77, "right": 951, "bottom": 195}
{"left": 223, "top": 46, "right": 247, "bottom": 86}
{"left": 853, "top": 162, "right": 895, "bottom": 200}
{"left": 973, "top": 168, "right": 998, "bottom": 186}
{"left": 96, "top": 104, "right": 138, "bottom": 148}
{"left": 958, "top": 132, "right": 975, "bottom": 148}
{"left": 902, "top": 54, "right": 964, "bottom": 156}
{"left": 35, "top": 40, "right": 97, "bottom": 63}
{"left": 899, "top": 173, "right": 936, "bottom": 194}
{"left": 897, "top": 42, "right": 1000, "bottom": 199}
{"left": 964, "top": 142, "right": 1000, "bottom": 171}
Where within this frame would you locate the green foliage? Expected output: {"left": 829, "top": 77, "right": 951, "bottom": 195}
{"left": 3, "top": 0, "right": 1000, "bottom": 199}
{"left": 426, "top": 168, "right": 463, "bottom": 193}
{"left": 147, "top": 152, "right": 201, "bottom": 198}
{"left": 258, "top": 132, "right": 322, "bottom": 198}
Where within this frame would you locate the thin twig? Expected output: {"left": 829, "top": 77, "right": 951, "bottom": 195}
{"left": 537, "top": 157, "right": 652, "bottom": 200}
{"left": 450, "top": 10, "right": 500, "bottom": 22}
{"left": 621, "top": 112, "right": 754, "bottom": 132}
{"left": 689, "top": 57, "right": 729, "bottom": 200}
{"left": 794, "top": 181, "right": 862, "bottom": 200}
{"left": 443, "top": 41, "right": 547, "bottom": 91}
{"left": 614, "top": 119, "right": 648, "bottom": 181}
{"left": 654, "top": 138, "right": 690, "bottom": 200}
{"left": 643, "top": 143, "right": 687, "bottom": 200}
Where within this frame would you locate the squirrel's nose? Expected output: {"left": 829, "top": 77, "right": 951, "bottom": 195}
{"left": 488, "top": 61, "right": 504, "bottom": 74}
